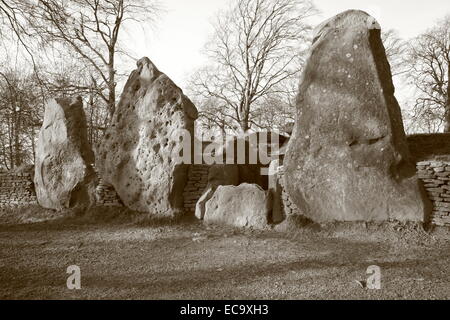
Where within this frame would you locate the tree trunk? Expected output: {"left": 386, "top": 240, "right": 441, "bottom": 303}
{"left": 88, "top": 90, "right": 94, "bottom": 145}
{"left": 220, "top": 118, "right": 226, "bottom": 138}
{"left": 8, "top": 117, "right": 13, "bottom": 170}
{"left": 445, "top": 64, "right": 450, "bottom": 133}
{"left": 14, "top": 107, "right": 22, "bottom": 168}
{"left": 240, "top": 119, "right": 249, "bottom": 133}
{"left": 107, "top": 49, "right": 116, "bottom": 119}
{"left": 239, "top": 100, "right": 250, "bottom": 133}
{"left": 30, "top": 125, "right": 35, "bottom": 166}
{"left": 444, "top": 108, "right": 450, "bottom": 132}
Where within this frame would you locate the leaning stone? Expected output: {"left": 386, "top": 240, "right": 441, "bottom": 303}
{"left": 195, "top": 187, "right": 215, "bottom": 220}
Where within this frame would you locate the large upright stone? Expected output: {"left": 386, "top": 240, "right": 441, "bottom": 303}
{"left": 97, "top": 57, "right": 198, "bottom": 216}
{"left": 34, "top": 97, "right": 96, "bottom": 211}
{"left": 284, "top": 10, "right": 430, "bottom": 222}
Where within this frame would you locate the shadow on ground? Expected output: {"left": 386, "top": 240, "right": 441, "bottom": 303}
{"left": 0, "top": 206, "right": 449, "bottom": 299}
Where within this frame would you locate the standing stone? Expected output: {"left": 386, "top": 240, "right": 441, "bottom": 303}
{"left": 203, "top": 183, "right": 272, "bottom": 229}
{"left": 284, "top": 10, "right": 430, "bottom": 222}
{"left": 34, "top": 97, "right": 96, "bottom": 211}
{"left": 97, "top": 57, "right": 198, "bottom": 216}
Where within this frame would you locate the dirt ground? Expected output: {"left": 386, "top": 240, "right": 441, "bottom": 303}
{"left": 0, "top": 206, "right": 449, "bottom": 300}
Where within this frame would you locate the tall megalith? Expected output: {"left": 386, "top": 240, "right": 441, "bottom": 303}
{"left": 34, "top": 97, "right": 96, "bottom": 211}
{"left": 97, "top": 57, "right": 198, "bottom": 216}
{"left": 284, "top": 10, "right": 429, "bottom": 222}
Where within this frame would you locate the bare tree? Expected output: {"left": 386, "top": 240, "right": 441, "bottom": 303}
{"left": 23, "top": 0, "right": 159, "bottom": 118}
{"left": 406, "top": 15, "right": 450, "bottom": 132}
{"left": 0, "top": 1, "right": 27, "bottom": 38}
{"left": 190, "top": 0, "right": 316, "bottom": 133}
{"left": 0, "top": 1, "right": 47, "bottom": 78}
{"left": 251, "top": 93, "right": 296, "bottom": 134}
{"left": 0, "top": 69, "right": 45, "bottom": 169}
{"left": 382, "top": 29, "right": 408, "bottom": 77}
{"left": 0, "top": 1, "right": 161, "bottom": 166}
{"left": 40, "top": 52, "right": 110, "bottom": 145}
{"left": 0, "top": 57, "right": 111, "bottom": 169}
{"left": 192, "top": 95, "right": 239, "bottom": 136}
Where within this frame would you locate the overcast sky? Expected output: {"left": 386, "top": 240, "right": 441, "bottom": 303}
{"left": 126, "top": 0, "right": 449, "bottom": 90}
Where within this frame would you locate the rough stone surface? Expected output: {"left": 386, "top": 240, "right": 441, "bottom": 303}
{"left": 284, "top": 10, "right": 429, "bottom": 223}
{"left": 195, "top": 187, "right": 215, "bottom": 220}
{"left": 194, "top": 165, "right": 239, "bottom": 219}
{"left": 203, "top": 183, "right": 272, "bottom": 229}
{"left": 34, "top": 97, "right": 96, "bottom": 211}
{"left": 183, "top": 165, "right": 209, "bottom": 213}
{"left": 97, "top": 57, "right": 198, "bottom": 215}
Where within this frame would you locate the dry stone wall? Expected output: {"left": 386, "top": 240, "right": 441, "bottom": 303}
{"left": 183, "top": 165, "right": 209, "bottom": 213}
{"left": 0, "top": 172, "right": 118, "bottom": 208}
{"left": 0, "top": 172, "right": 37, "bottom": 207}
{"left": 95, "top": 179, "right": 123, "bottom": 207}
{"left": 275, "top": 166, "right": 299, "bottom": 217}
{"left": 417, "top": 161, "right": 450, "bottom": 226}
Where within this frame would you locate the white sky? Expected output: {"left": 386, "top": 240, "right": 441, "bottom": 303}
{"left": 127, "top": 0, "right": 450, "bottom": 90}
